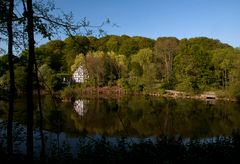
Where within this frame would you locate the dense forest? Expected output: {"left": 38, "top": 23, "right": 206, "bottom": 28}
{"left": 1, "top": 35, "right": 240, "bottom": 100}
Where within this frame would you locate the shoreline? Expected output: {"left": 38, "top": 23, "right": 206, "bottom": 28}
{"left": 145, "top": 90, "right": 238, "bottom": 103}
{"left": 1, "top": 86, "right": 236, "bottom": 103}
{"left": 60, "top": 86, "right": 238, "bottom": 103}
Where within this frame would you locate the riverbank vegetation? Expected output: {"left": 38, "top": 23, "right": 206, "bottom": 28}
{"left": 2, "top": 35, "right": 238, "bottom": 101}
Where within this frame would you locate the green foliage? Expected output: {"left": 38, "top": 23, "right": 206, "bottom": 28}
{"left": 108, "top": 52, "right": 128, "bottom": 79}
{"left": 60, "top": 86, "right": 81, "bottom": 101}
{"left": 95, "top": 35, "right": 154, "bottom": 55}
{"left": 226, "top": 53, "right": 240, "bottom": 100}
{"left": 0, "top": 55, "right": 8, "bottom": 77}
{"left": 63, "top": 36, "right": 91, "bottom": 71}
{"left": 119, "top": 37, "right": 139, "bottom": 57}
{"left": 0, "top": 66, "right": 27, "bottom": 93}
{"left": 70, "top": 53, "right": 85, "bottom": 72}
{"left": 87, "top": 36, "right": 98, "bottom": 51}
{"left": 14, "top": 66, "right": 27, "bottom": 93}
{"left": 130, "top": 62, "right": 143, "bottom": 77}
{"left": 174, "top": 39, "right": 214, "bottom": 92}
{"left": 9, "top": 35, "right": 240, "bottom": 100}
{"left": 212, "top": 48, "right": 237, "bottom": 89}
{"left": 227, "top": 82, "right": 240, "bottom": 101}
{"left": 117, "top": 78, "right": 130, "bottom": 90}
{"left": 105, "top": 35, "right": 122, "bottom": 53}
{"left": 126, "top": 48, "right": 157, "bottom": 92}
{"left": 154, "top": 37, "right": 179, "bottom": 83}
{"left": 38, "top": 64, "right": 61, "bottom": 91}
{"left": 102, "top": 54, "right": 119, "bottom": 85}
{"left": 132, "top": 36, "right": 155, "bottom": 50}
{"left": 84, "top": 51, "right": 105, "bottom": 86}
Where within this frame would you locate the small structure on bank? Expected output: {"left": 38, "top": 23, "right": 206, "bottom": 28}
{"left": 200, "top": 92, "right": 216, "bottom": 100}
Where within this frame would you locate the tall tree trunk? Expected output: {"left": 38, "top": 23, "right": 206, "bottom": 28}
{"left": 7, "top": 0, "right": 15, "bottom": 156}
{"left": 26, "top": 0, "right": 35, "bottom": 161}
{"left": 34, "top": 62, "right": 45, "bottom": 161}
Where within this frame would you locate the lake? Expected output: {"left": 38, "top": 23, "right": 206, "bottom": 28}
{"left": 1, "top": 95, "right": 240, "bottom": 138}
{"left": 1, "top": 95, "right": 240, "bottom": 160}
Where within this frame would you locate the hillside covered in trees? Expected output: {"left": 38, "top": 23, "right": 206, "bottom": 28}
{"left": 1, "top": 35, "right": 240, "bottom": 100}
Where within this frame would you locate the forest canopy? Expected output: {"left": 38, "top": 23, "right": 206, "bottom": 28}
{"left": 1, "top": 35, "right": 240, "bottom": 100}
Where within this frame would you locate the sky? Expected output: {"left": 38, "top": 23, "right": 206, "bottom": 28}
{"left": 51, "top": 0, "right": 240, "bottom": 47}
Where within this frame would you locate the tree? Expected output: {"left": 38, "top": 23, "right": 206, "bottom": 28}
{"left": 3, "top": 0, "right": 15, "bottom": 156}
{"left": 0, "top": 55, "right": 8, "bottom": 77}
{"left": 2, "top": 0, "right": 110, "bottom": 161}
{"left": 107, "top": 51, "right": 127, "bottom": 80}
{"left": 71, "top": 53, "right": 85, "bottom": 72}
{"left": 132, "top": 36, "right": 155, "bottom": 50}
{"left": 87, "top": 36, "right": 98, "bottom": 51}
{"left": 212, "top": 48, "right": 237, "bottom": 89}
{"left": 129, "top": 48, "right": 156, "bottom": 91}
{"left": 173, "top": 39, "right": 212, "bottom": 92}
{"left": 38, "top": 64, "right": 58, "bottom": 90}
{"left": 95, "top": 35, "right": 110, "bottom": 52}
{"left": 119, "top": 36, "right": 139, "bottom": 57}
{"left": 63, "top": 36, "right": 90, "bottom": 71}
{"left": 105, "top": 51, "right": 128, "bottom": 88}
{"left": 36, "top": 40, "right": 65, "bottom": 71}
{"left": 0, "top": 0, "right": 8, "bottom": 49}
{"left": 105, "top": 35, "right": 121, "bottom": 53}
{"left": 23, "top": 1, "right": 110, "bottom": 160}
{"left": 85, "top": 51, "right": 105, "bottom": 87}
{"left": 102, "top": 52, "right": 120, "bottom": 85}
{"left": 24, "top": 0, "right": 35, "bottom": 161}
{"left": 1, "top": 0, "right": 36, "bottom": 160}
{"left": 0, "top": 65, "right": 27, "bottom": 93}
{"left": 154, "top": 37, "right": 179, "bottom": 85}
{"left": 227, "top": 49, "right": 240, "bottom": 100}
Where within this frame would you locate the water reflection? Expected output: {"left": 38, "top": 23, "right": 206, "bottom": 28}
{"left": 68, "top": 96, "right": 240, "bottom": 138}
{"left": 1, "top": 96, "right": 240, "bottom": 163}
{"left": 1, "top": 96, "right": 240, "bottom": 138}
{"left": 73, "top": 99, "right": 88, "bottom": 117}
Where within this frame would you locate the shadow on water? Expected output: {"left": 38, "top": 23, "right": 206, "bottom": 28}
{"left": 1, "top": 123, "right": 240, "bottom": 163}
{"left": 1, "top": 95, "right": 240, "bottom": 163}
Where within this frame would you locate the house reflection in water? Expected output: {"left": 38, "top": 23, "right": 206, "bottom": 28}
{"left": 73, "top": 99, "right": 88, "bottom": 117}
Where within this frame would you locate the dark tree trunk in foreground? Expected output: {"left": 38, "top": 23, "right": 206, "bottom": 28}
{"left": 26, "top": 0, "right": 35, "bottom": 161}
{"left": 6, "top": 0, "right": 15, "bottom": 156}
{"left": 34, "top": 62, "right": 45, "bottom": 161}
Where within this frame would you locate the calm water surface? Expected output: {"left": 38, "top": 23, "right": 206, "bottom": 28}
{"left": 1, "top": 95, "right": 240, "bottom": 158}
{"left": 1, "top": 95, "right": 240, "bottom": 138}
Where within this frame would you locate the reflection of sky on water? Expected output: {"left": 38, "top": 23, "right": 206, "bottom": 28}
{"left": 73, "top": 99, "right": 88, "bottom": 116}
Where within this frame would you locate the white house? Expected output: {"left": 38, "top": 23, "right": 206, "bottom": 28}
{"left": 72, "top": 66, "right": 87, "bottom": 83}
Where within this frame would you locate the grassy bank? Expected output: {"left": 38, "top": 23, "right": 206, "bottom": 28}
{"left": 59, "top": 85, "right": 239, "bottom": 103}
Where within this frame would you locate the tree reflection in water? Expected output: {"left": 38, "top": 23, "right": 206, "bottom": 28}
{"left": 2, "top": 96, "right": 240, "bottom": 163}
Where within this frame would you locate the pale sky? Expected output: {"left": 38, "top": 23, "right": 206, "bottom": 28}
{"left": 52, "top": 0, "right": 240, "bottom": 47}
